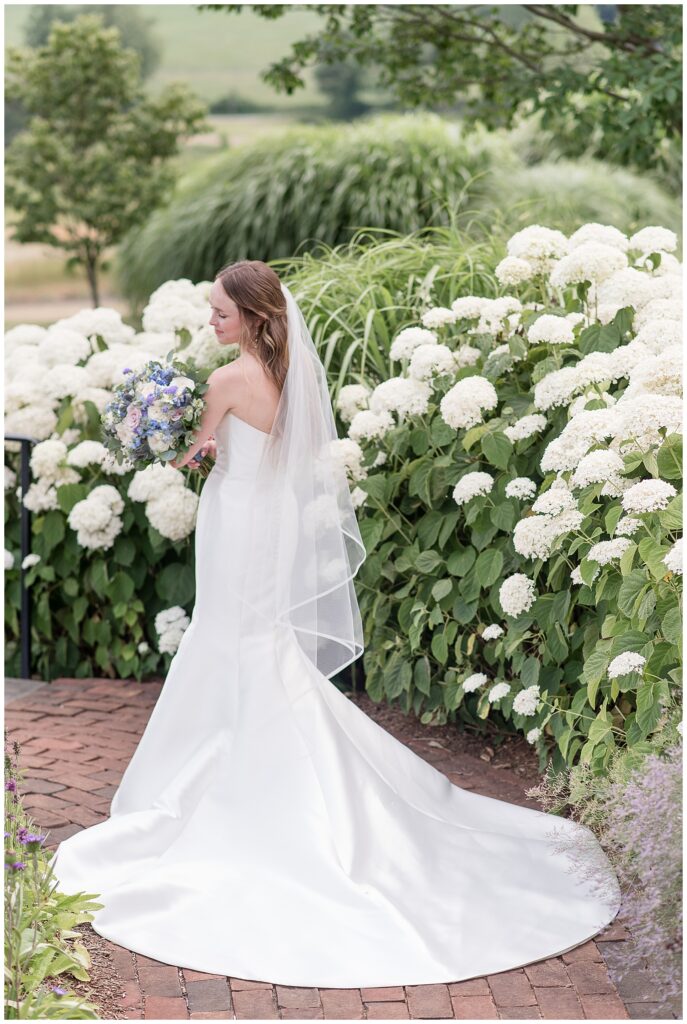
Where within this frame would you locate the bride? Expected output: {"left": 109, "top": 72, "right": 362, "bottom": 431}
{"left": 51, "top": 260, "right": 621, "bottom": 988}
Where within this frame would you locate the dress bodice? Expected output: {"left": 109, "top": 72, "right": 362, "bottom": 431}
{"left": 212, "top": 412, "right": 270, "bottom": 479}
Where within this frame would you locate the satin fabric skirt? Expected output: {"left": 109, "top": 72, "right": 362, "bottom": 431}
{"left": 51, "top": 414, "right": 622, "bottom": 987}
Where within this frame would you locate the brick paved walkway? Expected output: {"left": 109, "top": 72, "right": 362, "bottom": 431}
{"left": 5, "top": 677, "right": 674, "bottom": 1020}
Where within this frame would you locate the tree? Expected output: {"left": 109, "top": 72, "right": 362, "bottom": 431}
{"left": 5, "top": 14, "right": 208, "bottom": 308}
{"left": 24, "top": 4, "right": 162, "bottom": 79}
{"left": 197, "top": 4, "right": 682, "bottom": 178}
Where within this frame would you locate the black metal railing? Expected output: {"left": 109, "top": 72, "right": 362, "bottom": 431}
{"left": 4, "top": 433, "right": 36, "bottom": 679}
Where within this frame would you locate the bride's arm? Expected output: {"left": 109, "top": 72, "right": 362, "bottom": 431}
{"left": 170, "top": 364, "right": 239, "bottom": 469}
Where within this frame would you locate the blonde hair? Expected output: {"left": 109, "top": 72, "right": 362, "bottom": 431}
{"left": 214, "top": 259, "right": 289, "bottom": 392}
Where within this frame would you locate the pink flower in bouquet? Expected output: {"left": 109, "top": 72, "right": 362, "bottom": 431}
{"left": 124, "top": 404, "right": 141, "bottom": 429}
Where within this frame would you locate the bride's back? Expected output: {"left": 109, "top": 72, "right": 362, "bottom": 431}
{"left": 226, "top": 352, "right": 282, "bottom": 434}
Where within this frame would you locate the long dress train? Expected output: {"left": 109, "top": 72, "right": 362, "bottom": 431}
{"left": 51, "top": 410, "right": 622, "bottom": 988}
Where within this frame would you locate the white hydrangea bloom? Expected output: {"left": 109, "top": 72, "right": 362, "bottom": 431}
{"left": 494, "top": 256, "right": 534, "bottom": 286}
{"left": 571, "top": 564, "right": 599, "bottom": 586}
{"left": 481, "top": 624, "right": 504, "bottom": 641}
{"left": 587, "top": 538, "right": 633, "bottom": 565}
{"left": 128, "top": 463, "right": 187, "bottom": 502}
{"left": 389, "top": 327, "right": 438, "bottom": 361}
{"left": 66, "top": 440, "right": 109, "bottom": 469}
{"left": 89, "top": 484, "right": 125, "bottom": 515}
{"left": 53, "top": 307, "right": 136, "bottom": 347}
{"left": 571, "top": 449, "right": 625, "bottom": 489}
{"left": 71, "top": 387, "right": 114, "bottom": 424}
{"left": 327, "top": 439, "right": 366, "bottom": 483}
{"left": 506, "top": 225, "right": 568, "bottom": 275}
{"left": 369, "top": 377, "right": 431, "bottom": 417}
{"left": 336, "top": 384, "right": 370, "bottom": 422}
{"left": 43, "top": 365, "right": 91, "bottom": 401}
{"left": 531, "top": 488, "right": 578, "bottom": 516}
{"left": 488, "top": 681, "right": 511, "bottom": 703}
{"left": 499, "top": 573, "right": 537, "bottom": 616}
{"left": 607, "top": 651, "right": 646, "bottom": 679}
{"left": 622, "top": 346, "right": 683, "bottom": 400}
{"left": 146, "top": 488, "right": 199, "bottom": 541}
{"left": 568, "top": 223, "right": 629, "bottom": 253}
{"left": 549, "top": 242, "right": 627, "bottom": 288}
{"left": 38, "top": 328, "right": 92, "bottom": 367}
{"left": 5, "top": 466, "right": 17, "bottom": 491}
{"left": 452, "top": 472, "right": 494, "bottom": 506}
{"left": 348, "top": 409, "right": 394, "bottom": 442}
{"left": 5, "top": 549, "right": 14, "bottom": 570}
{"left": 421, "top": 306, "right": 456, "bottom": 329}
{"left": 21, "top": 553, "right": 41, "bottom": 570}
{"left": 155, "top": 605, "right": 191, "bottom": 655}
{"left": 102, "top": 451, "right": 136, "bottom": 476}
{"left": 634, "top": 298, "right": 682, "bottom": 330}
{"left": 463, "top": 672, "right": 488, "bottom": 693}
{"left": 628, "top": 226, "right": 678, "bottom": 255}
{"left": 527, "top": 315, "right": 574, "bottom": 347}
{"left": 302, "top": 493, "right": 343, "bottom": 533}
{"left": 504, "top": 414, "right": 548, "bottom": 443}
{"left": 615, "top": 516, "right": 641, "bottom": 537}
{"left": 454, "top": 345, "right": 482, "bottom": 368}
{"left": 408, "top": 343, "right": 456, "bottom": 381}
{"left": 21, "top": 478, "right": 59, "bottom": 513}
{"left": 633, "top": 319, "right": 682, "bottom": 355}
{"left": 440, "top": 376, "right": 498, "bottom": 430}
{"left": 67, "top": 489, "right": 124, "bottom": 550}
{"left": 505, "top": 477, "right": 537, "bottom": 500}
{"left": 470, "top": 296, "right": 522, "bottom": 337}
{"left": 450, "top": 296, "right": 486, "bottom": 321}
{"left": 513, "top": 509, "right": 583, "bottom": 560}
{"left": 526, "top": 727, "right": 541, "bottom": 744}
{"left": 350, "top": 486, "right": 367, "bottom": 509}
{"left": 513, "top": 685, "right": 541, "bottom": 716}
{"left": 143, "top": 292, "right": 209, "bottom": 335}
{"left": 663, "top": 538, "right": 682, "bottom": 576}
{"left": 30, "top": 439, "right": 70, "bottom": 481}
{"left": 621, "top": 478, "right": 677, "bottom": 514}
{"left": 5, "top": 324, "right": 47, "bottom": 348}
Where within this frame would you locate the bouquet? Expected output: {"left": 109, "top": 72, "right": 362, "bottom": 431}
{"left": 101, "top": 353, "right": 214, "bottom": 478}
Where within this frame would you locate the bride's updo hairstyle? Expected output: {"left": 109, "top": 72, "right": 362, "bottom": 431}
{"left": 214, "top": 259, "right": 289, "bottom": 392}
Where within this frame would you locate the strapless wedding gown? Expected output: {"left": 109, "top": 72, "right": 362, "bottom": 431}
{"left": 51, "top": 411, "right": 622, "bottom": 987}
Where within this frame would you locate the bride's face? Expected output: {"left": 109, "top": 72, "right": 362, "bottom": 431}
{"left": 209, "top": 281, "right": 242, "bottom": 345}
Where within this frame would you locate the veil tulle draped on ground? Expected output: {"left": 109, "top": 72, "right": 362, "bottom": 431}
{"left": 239, "top": 282, "right": 366, "bottom": 679}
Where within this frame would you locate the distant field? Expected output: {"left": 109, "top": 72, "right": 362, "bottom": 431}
{"left": 3, "top": 3, "right": 331, "bottom": 107}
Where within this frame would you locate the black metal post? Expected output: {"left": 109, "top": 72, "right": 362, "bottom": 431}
{"left": 4, "top": 433, "right": 35, "bottom": 679}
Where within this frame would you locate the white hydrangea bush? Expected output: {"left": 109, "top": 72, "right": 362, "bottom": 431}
{"left": 350, "top": 222, "right": 682, "bottom": 768}
{"left": 4, "top": 280, "right": 231, "bottom": 682}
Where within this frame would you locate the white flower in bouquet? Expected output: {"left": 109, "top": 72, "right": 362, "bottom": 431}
{"left": 440, "top": 376, "right": 498, "bottom": 430}
{"left": 663, "top": 539, "right": 683, "bottom": 576}
{"left": 494, "top": 256, "right": 534, "bottom": 286}
{"left": 421, "top": 306, "right": 456, "bottom": 329}
{"left": 549, "top": 241, "right": 627, "bottom": 288}
{"left": 504, "top": 414, "right": 548, "bottom": 443}
{"left": 499, "top": 573, "right": 537, "bottom": 616}
{"left": 506, "top": 225, "right": 568, "bottom": 274}
{"left": 389, "top": 327, "right": 438, "bottom": 361}
{"left": 513, "top": 685, "right": 541, "bottom": 716}
{"left": 568, "top": 223, "right": 629, "bottom": 253}
{"left": 66, "top": 441, "right": 109, "bottom": 469}
{"left": 336, "top": 383, "right": 371, "bottom": 422}
{"left": 505, "top": 477, "right": 537, "bottom": 500}
{"left": 587, "top": 538, "right": 633, "bottom": 565}
{"left": 146, "top": 488, "right": 199, "bottom": 541}
{"left": 462, "top": 672, "right": 488, "bottom": 693}
{"left": 488, "top": 681, "right": 511, "bottom": 703}
{"left": 452, "top": 472, "right": 494, "bottom": 506}
{"left": 53, "top": 307, "right": 136, "bottom": 347}
{"left": 527, "top": 314, "right": 575, "bottom": 347}
{"left": 628, "top": 226, "right": 678, "bottom": 256}
{"left": 369, "top": 377, "right": 431, "bottom": 418}
{"left": 21, "top": 479, "right": 59, "bottom": 513}
{"left": 621, "top": 478, "right": 677, "bottom": 514}
{"left": 607, "top": 652, "right": 646, "bottom": 679}
{"left": 408, "top": 343, "right": 456, "bottom": 381}
{"left": 38, "top": 328, "right": 92, "bottom": 367}
{"left": 571, "top": 449, "right": 625, "bottom": 489}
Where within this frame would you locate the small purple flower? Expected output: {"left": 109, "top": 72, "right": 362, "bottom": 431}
{"left": 19, "top": 832, "right": 46, "bottom": 846}
{"left": 3, "top": 831, "right": 9, "bottom": 839}
{"left": 51, "top": 986, "right": 68, "bottom": 996}
{"left": 5, "top": 779, "right": 16, "bottom": 792}
{"left": 11, "top": 861, "right": 26, "bottom": 870}
{"left": 122, "top": 367, "right": 133, "bottom": 374}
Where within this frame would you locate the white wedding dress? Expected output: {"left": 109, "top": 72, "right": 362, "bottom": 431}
{"left": 52, "top": 410, "right": 622, "bottom": 988}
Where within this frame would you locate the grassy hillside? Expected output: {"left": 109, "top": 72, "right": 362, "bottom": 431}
{"left": 3, "top": 3, "right": 329, "bottom": 107}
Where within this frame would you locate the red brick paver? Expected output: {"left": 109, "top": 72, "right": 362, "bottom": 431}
{"left": 6, "top": 677, "right": 649, "bottom": 1020}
